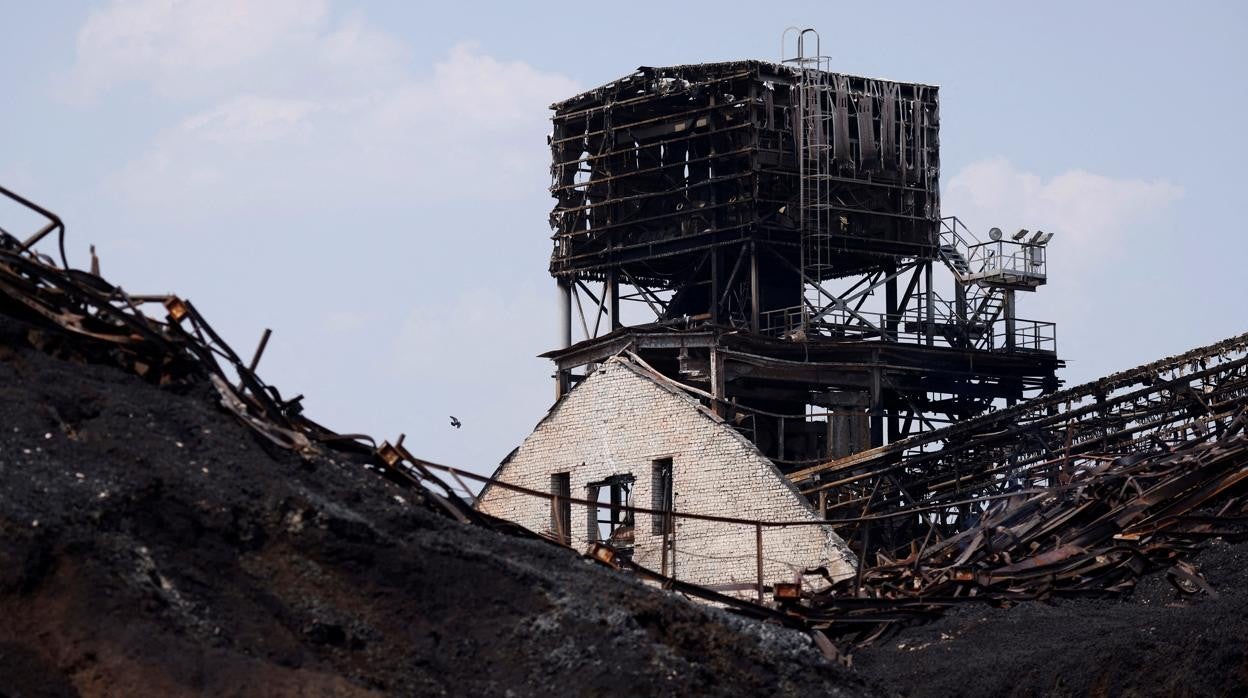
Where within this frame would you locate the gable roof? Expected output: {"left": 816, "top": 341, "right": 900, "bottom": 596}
{"left": 476, "top": 355, "right": 823, "bottom": 522}
{"left": 479, "top": 355, "right": 700, "bottom": 496}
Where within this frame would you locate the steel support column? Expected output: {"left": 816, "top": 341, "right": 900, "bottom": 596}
{"left": 607, "top": 268, "right": 621, "bottom": 330}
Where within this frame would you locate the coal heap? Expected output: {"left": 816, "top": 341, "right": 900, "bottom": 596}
{"left": 852, "top": 536, "right": 1248, "bottom": 696}
{"left": 0, "top": 311, "right": 869, "bottom": 697}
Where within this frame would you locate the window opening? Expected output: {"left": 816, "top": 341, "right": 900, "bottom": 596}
{"left": 587, "top": 473, "right": 635, "bottom": 557}
{"left": 651, "top": 458, "right": 674, "bottom": 535}
{"left": 550, "top": 472, "right": 571, "bottom": 545}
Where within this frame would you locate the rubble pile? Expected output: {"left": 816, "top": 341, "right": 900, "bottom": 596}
{"left": 805, "top": 418, "right": 1248, "bottom": 644}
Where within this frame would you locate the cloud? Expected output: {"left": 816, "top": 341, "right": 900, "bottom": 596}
{"left": 181, "top": 96, "right": 321, "bottom": 144}
{"left": 61, "top": 0, "right": 335, "bottom": 102}
{"left": 65, "top": 3, "right": 576, "bottom": 474}
{"left": 372, "top": 43, "right": 575, "bottom": 130}
{"left": 103, "top": 36, "right": 577, "bottom": 209}
{"left": 942, "top": 158, "right": 1187, "bottom": 383}
{"left": 353, "top": 42, "right": 580, "bottom": 198}
{"left": 944, "top": 157, "right": 1183, "bottom": 259}
{"left": 63, "top": 0, "right": 577, "bottom": 202}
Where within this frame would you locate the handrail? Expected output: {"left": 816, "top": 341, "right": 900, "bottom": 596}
{"left": 758, "top": 296, "right": 1056, "bottom": 353}
{"left": 938, "top": 216, "right": 1047, "bottom": 284}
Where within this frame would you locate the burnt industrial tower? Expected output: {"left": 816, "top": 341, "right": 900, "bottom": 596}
{"left": 544, "top": 34, "right": 1061, "bottom": 492}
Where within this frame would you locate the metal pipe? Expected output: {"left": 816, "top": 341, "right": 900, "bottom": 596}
{"left": 1005, "top": 289, "right": 1016, "bottom": 352}
{"left": 750, "top": 241, "right": 761, "bottom": 333}
{"left": 557, "top": 280, "right": 572, "bottom": 349}
{"left": 607, "top": 268, "right": 620, "bottom": 330}
{"left": 925, "top": 262, "right": 935, "bottom": 347}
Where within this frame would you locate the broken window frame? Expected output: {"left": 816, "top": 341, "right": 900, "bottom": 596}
{"left": 585, "top": 474, "right": 635, "bottom": 554}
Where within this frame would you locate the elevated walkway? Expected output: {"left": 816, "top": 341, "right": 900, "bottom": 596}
{"left": 938, "top": 217, "right": 1048, "bottom": 291}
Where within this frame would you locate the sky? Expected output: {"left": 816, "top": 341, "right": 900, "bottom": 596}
{"left": 1, "top": 1, "right": 1245, "bottom": 477}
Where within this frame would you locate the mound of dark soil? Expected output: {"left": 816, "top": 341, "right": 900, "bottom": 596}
{"left": 852, "top": 539, "right": 1248, "bottom": 697}
{"left": 0, "top": 313, "right": 869, "bottom": 697}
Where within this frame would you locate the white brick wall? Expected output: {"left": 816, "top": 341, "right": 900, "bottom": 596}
{"left": 477, "top": 358, "right": 857, "bottom": 600}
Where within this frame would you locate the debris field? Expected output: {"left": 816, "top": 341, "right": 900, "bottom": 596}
{"left": 1, "top": 181, "right": 1247, "bottom": 697}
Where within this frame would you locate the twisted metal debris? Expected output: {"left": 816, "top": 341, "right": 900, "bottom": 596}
{"left": 0, "top": 185, "right": 482, "bottom": 531}
{"left": 2, "top": 185, "right": 1247, "bottom": 657}
{"left": 801, "top": 420, "right": 1248, "bottom": 646}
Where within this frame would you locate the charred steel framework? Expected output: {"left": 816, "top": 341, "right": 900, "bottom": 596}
{"left": 546, "top": 44, "right": 1060, "bottom": 476}
{"left": 789, "top": 331, "right": 1248, "bottom": 556}
{"left": 545, "top": 41, "right": 1060, "bottom": 486}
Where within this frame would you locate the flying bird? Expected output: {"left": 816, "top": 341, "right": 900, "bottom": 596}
{"left": 449, "top": 416, "right": 462, "bottom": 429}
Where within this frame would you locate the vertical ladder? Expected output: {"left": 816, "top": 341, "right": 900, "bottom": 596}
{"left": 788, "top": 30, "right": 835, "bottom": 333}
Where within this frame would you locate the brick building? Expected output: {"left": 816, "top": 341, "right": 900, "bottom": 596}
{"left": 477, "top": 357, "right": 856, "bottom": 599}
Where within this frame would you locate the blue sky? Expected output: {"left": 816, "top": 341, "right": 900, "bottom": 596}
{"left": 2, "top": 1, "right": 1245, "bottom": 476}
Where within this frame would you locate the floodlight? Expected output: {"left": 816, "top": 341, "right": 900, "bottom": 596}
{"left": 988, "top": 227, "right": 1003, "bottom": 241}
{"left": 1035, "top": 231, "right": 1054, "bottom": 245}
{"left": 1012, "top": 228, "right": 1029, "bottom": 241}
{"left": 1028, "top": 230, "right": 1045, "bottom": 244}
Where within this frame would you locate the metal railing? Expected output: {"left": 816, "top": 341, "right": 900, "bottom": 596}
{"left": 992, "top": 317, "right": 1057, "bottom": 353}
{"left": 939, "top": 216, "right": 1047, "bottom": 286}
{"left": 759, "top": 297, "right": 1056, "bottom": 354}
